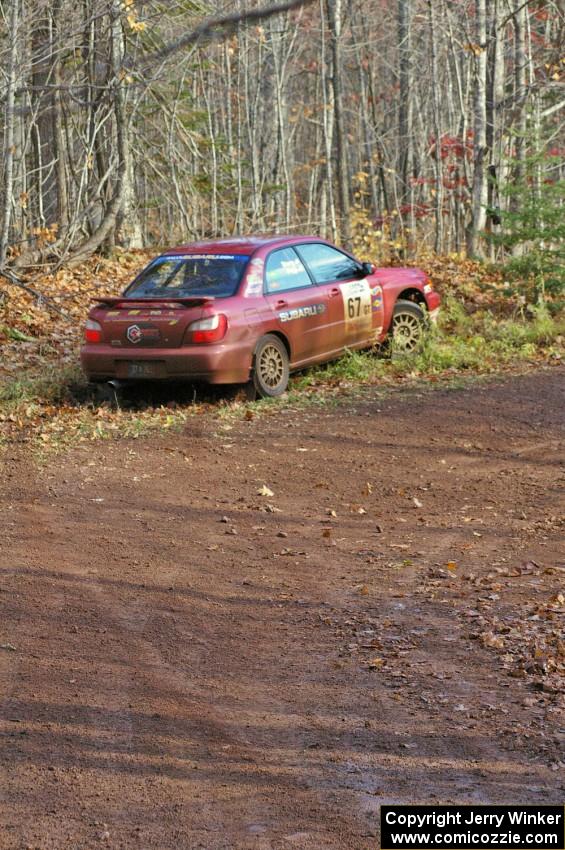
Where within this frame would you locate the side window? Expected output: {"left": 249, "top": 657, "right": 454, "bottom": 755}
{"left": 297, "top": 243, "right": 361, "bottom": 284}
{"left": 265, "top": 248, "right": 312, "bottom": 293}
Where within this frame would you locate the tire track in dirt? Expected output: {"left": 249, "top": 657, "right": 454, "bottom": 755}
{"left": 1, "top": 463, "right": 366, "bottom": 847}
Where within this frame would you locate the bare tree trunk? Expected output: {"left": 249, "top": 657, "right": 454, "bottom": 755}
{"left": 242, "top": 26, "right": 263, "bottom": 228}
{"left": 350, "top": 7, "right": 380, "bottom": 222}
{"left": 427, "top": 0, "right": 444, "bottom": 253}
{"left": 0, "top": 0, "right": 19, "bottom": 267}
{"left": 514, "top": 0, "right": 528, "bottom": 163}
{"left": 320, "top": 0, "right": 338, "bottom": 242}
{"left": 326, "top": 0, "right": 350, "bottom": 246}
{"left": 467, "top": 0, "right": 488, "bottom": 256}
{"left": 486, "top": 0, "right": 505, "bottom": 257}
{"left": 398, "top": 0, "right": 412, "bottom": 203}
{"left": 52, "top": 0, "right": 68, "bottom": 233}
{"left": 200, "top": 60, "right": 219, "bottom": 234}
{"left": 512, "top": 0, "right": 529, "bottom": 225}
{"left": 65, "top": 174, "right": 127, "bottom": 268}
{"left": 111, "top": 0, "right": 143, "bottom": 249}
{"left": 271, "top": 17, "right": 298, "bottom": 229}
{"left": 31, "top": 4, "right": 60, "bottom": 228}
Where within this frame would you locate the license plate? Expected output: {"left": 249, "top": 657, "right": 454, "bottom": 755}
{"left": 126, "top": 361, "right": 160, "bottom": 378}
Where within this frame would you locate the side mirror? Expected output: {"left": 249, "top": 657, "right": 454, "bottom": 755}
{"left": 361, "top": 261, "right": 375, "bottom": 276}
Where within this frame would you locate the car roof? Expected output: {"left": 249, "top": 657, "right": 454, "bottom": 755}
{"left": 162, "top": 235, "right": 326, "bottom": 257}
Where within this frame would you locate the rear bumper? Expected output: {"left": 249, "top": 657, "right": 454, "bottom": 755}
{"left": 81, "top": 341, "right": 252, "bottom": 384}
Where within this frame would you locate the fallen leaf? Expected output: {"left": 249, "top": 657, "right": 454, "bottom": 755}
{"left": 258, "top": 485, "right": 274, "bottom": 497}
{"left": 481, "top": 631, "right": 505, "bottom": 650}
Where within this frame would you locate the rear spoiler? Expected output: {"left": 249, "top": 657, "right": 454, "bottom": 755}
{"left": 91, "top": 296, "right": 215, "bottom": 308}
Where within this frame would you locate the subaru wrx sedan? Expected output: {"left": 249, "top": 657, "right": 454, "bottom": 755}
{"left": 81, "top": 235, "right": 440, "bottom": 397}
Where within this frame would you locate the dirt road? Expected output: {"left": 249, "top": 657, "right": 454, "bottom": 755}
{"left": 1, "top": 369, "right": 564, "bottom": 850}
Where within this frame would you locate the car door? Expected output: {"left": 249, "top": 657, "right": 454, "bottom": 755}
{"left": 264, "top": 247, "right": 331, "bottom": 365}
{"left": 296, "top": 243, "right": 382, "bottom": 348}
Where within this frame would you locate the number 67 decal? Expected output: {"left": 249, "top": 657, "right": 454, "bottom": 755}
{"left": 341, "top": 280, "right": 372, "bottom": 331}
{"left": 348, "top": 296, "right": 362, "bottom": 318}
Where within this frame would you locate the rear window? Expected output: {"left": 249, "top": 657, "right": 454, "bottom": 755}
{"left": 125, "top": 254, "right": 250, "bottom": 299}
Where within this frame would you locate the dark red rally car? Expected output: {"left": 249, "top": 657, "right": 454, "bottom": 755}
{"left": 81, "top": 235, "right": 440, "bottom": 397}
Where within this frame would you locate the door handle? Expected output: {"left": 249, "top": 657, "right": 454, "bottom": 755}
{"left": 329, "top": 288, "right": 340, "bottom": 298}
{"left": 276, "top": 300, "right": 288, "bottom": 308}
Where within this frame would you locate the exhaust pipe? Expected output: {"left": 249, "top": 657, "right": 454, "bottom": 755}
{"left": 107, "top": 379, "right": 122, "bottom": 410}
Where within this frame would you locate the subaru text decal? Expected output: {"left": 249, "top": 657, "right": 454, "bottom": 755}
{"left": 279, "top": 304, "right": 326, "bottom": 323}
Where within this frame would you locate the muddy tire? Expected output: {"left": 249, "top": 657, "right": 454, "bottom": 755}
{"left": 390, "top": 300, "right": 427, "bottom": 354}
{"left": 253, "top": 334, "right": 290, "bottom": 398}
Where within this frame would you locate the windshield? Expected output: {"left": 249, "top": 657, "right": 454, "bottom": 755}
{"left": 125, "top": 254, "right": 250, "bottom": 299}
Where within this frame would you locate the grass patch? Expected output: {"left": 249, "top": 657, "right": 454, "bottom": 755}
{"left": 294, "top": 302, "right": 563, "bottom": 391}
{"left": 294, "top": 348, "right": 387, "bottom": 389}
{"left": 404, "top": 303, "right": 563, "bottom": 375}
{"left": 0, "top": 363, "right": 87, "bottom": 405}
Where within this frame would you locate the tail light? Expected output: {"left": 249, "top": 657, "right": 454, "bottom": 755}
{"left": 185, "top": 314, "right": 228, "bottom": 344}
{"left": 85, "top": 319, "right": 102, "bottom": 343}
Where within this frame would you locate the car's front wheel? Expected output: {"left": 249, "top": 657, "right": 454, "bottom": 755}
{"left": 253, "top": 334, "right": 290, "bottom": 398}
{"left": 390, "top": 300, "right": 427, "bottom": 354}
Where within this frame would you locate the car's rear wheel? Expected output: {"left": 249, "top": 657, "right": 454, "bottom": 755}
{"left": 253, "top": 334, "right": 289, "bottom": 398}
{"left": 390, "top": 300, "right": 426, "bottom": 354}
